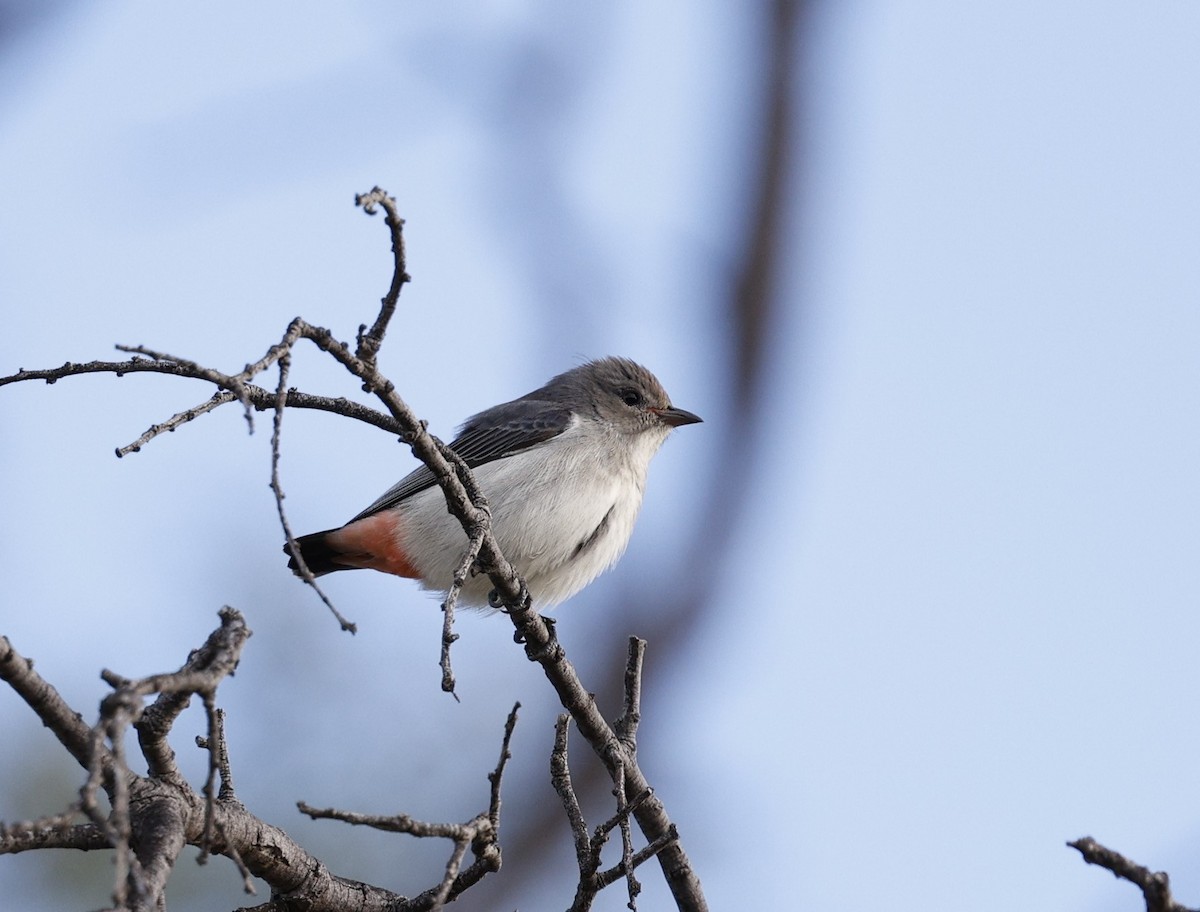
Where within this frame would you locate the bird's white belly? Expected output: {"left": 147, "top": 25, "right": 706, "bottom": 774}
{"left": 393, "top": 430, "right": 648, "bottom": 608}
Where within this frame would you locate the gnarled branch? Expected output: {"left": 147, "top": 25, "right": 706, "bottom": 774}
{"left": 1, "top": 187, "right": 707, "bottom": 911}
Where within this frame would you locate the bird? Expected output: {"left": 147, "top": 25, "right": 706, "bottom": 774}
{"left": 284, "top": 356, "right": 701, "bottom": 609}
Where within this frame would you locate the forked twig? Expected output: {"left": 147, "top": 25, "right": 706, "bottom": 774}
{"left": 299, "top": 703, "right": 519, "bottom": 911}
{"left": 552, "top": 711, "right": 677, "bottom": 912}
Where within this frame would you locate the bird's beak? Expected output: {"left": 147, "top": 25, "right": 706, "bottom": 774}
{"left": 652, "top": 406, "right": 703, "bottom": 428}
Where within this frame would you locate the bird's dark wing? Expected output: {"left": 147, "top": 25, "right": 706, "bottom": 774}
{"left": 351, "top": 399, "right": 575, "bottom": 520}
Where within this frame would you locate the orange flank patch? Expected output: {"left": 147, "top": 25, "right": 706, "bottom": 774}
{"left": 325, "top": 512, "right": 420, "bottom": 579}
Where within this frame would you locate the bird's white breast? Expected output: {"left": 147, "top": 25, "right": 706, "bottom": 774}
{"left": 393, "top": 417, "right": 670, "bottom": 608}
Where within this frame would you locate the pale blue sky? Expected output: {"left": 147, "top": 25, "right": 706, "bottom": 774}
{"left": 2, "top": 4, "right": 1199, "bottom": 910}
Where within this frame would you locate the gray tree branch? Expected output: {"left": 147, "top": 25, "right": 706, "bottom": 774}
{"left": 0, "top": 187, "right": 708, "bottom": 911}
{"left": 1069, "top": 837, "right": 1197, "bottom": 912}
{"left": 0, "top": 609, "right": 518, "bottom": 911}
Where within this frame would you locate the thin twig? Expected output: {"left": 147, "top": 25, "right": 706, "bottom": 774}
{"left": 2, "top": 359, "right": 405, "bottom": 452}
{"left": 615, "top": 637, "right": 646, "bottom": 757}
{"left": 551, "top": 716, "right": 590, "bottom": 857}
{"left": 553, "top": 715, "right": 600, "bottom": 912}
{"left": 196, "top": 695, "right": 222, "bottom": 862}
{"left": 269, "top": 346, "right": 356, "bottom": 632}
{"left": 297, "top": 704, "right": 517, "bottom": 911}
{"left": 354, "top": 187, "right": 410, "bottom": 368}
{"left": 117, "top": 390, "right": 236, "bottom": 456}
{"left": 608, "top": 754, "right": 641, "bottom": 908}
{"left": 488, "top": 703, "right": 521, "bottom": 832}
{"left": 592, "top": 823, "right": 678, "bottom": 892}
{"left": 117, "top": 343, "right": 257, "bottom": 431}
{"left": 440, "top": 522, "right": 488, "bottom": 699}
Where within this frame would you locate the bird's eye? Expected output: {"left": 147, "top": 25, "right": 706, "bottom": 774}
{"left": 619, "top": 388, "right": 644, "bottom": 407}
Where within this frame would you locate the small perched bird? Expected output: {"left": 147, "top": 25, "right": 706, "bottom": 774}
{"left": 284, "top": 357, "right": 701, "bottom": 608}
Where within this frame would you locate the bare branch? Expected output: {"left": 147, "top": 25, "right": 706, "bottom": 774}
{"left": 551, "top": 715, "right": 590, "bottom": 862}
{"left": 1069, "top": 837, "right": 1197, "bottom": 912}
{"left": 606, "top": 752, "right": 641, "bottom": 908}
{"left": 195, "top": 707, "right": 237, "bottom": 802}
{"left": 438, "top": 519, "right": 488, "bottom": 698}
{"left": 592, "top": 823, "right": 679, "bottom": 892}
{"left": 353, "top": 186, "right": 410, "bottom": 367}
{"left": 504, "top": 615, "right": 705, "bottom": 908}
{"left": 2, "top": 357, "right": 406, "bottom": 457}
{"left": 487, "top": 703, "right": 520, "bottom": 833}
{"left": 1, "top": 187, "right": 709, "bottom": 910}
{"left": 554, "top": 712, "right": 678, "bottom": 912}
{"left": 615, "top": 637, "right": 646, "bottom": 755}
{"left": 0, "top": 819, "right": 109, "bottom": 854}
{"left": 0, "top": 635, "right": 103, "bottom": 771}
{"left": 196, "top": 694, "right": 222, "bottom": 861}
{"left": 2, "top": 357, "right": 229, "bottom": 388}
{"left": 3, "top": 611, "right": 501, "bottom": 910}
{"left": 117, "top": 389, "right": 236, "bottom": 456}
{"left": 269, "top": 346, "right": 357, "bottom": 632}
{"left": 92, "top": 607, "right": 252, "bottom": 907}
{"left": 298, "top": 703, "right": 517, "bottom": 911}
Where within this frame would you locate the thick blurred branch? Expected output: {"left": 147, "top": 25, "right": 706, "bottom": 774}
{"left": 491, "top": 2, "right": 804, "bottom": 904}
{"left": 497, "top": 1, "right": 806, "bottom": 893}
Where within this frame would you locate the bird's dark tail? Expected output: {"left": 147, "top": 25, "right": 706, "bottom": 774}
{"left": 283, "top": 530, "right": 347, "bottom": 577}
{"left": 284, "top": 513, "right": 417, "bottom": 579}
